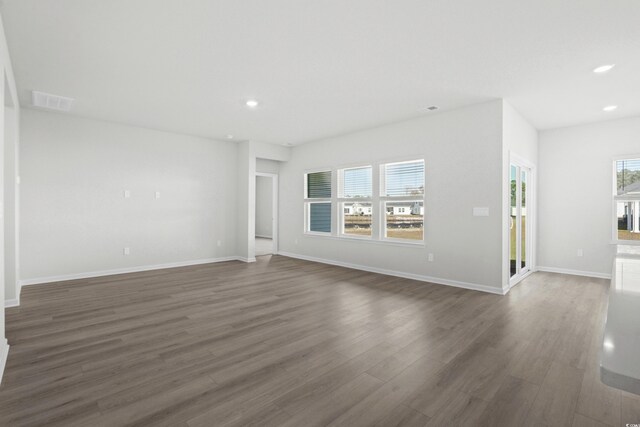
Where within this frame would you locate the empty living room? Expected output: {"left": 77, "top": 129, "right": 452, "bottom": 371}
{"left": 0, "top": 1, "right": 639, "bottom": 426}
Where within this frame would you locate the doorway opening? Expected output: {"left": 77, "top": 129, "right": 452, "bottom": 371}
{"left": 255, "top": 173, "right": 278, "bottom": 256}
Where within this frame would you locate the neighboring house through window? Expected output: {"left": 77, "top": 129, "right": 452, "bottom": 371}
{"left": 615, "top": 158, "right": 640, "bottom": 242}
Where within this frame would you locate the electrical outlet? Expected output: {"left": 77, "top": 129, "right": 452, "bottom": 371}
{"left": 577, "top": 249, "right": 583, "bottom": 257}
{"left": 124, "top": 190, "right": 131, "bottom": 198}
{"left": 155, "top": 191, "right": 161, "bottom": 199}
{"left": 295, "top": 239, "right": 298, "bottom": 245}
{"left": 217, "top": 240, "right": 222, "bottom": 247}
{"left": 428, "top": 253, "right": 434, "bottom": 262}
{"left": 123, "top": 247, "right": 130, "bottom": 255}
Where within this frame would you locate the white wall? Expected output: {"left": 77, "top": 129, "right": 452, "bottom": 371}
{"left": 539, "top": 116, "right": 640, "bottom": 277}
{"left": 4, "top": 105, "right": 18, "bottom": 303}
{"left": 20, "top": 109, "right": 238, "bottom": 281}
{"left": 237, "top": 144, "right": 289, "bottom": 261}
{"left": 503, "top": 101, "right": 538, "bottom": 166}
{"left": 0, "top": 75, "right": 5, "bottom": 377}
{"left": 501, "top": 101, "right": 538, "bottom": 288}
{"left": 278, "top": 101, "right": 505, "bottom": 292}
{"left": 256, "top": 158, "right": 281, "bottom": 174}
{"left": 0, "top": 10, "right": 20, "bottom": 383}
{"left": 235, "top": 141, "right": 254, "bottom": 262}
{"left": 255, "top": 176, "right": 273, "bottom": 238}
{"left": 253, "top": 143, "right": 290, "bottom": 164}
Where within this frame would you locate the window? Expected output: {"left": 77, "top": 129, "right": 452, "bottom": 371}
{"left": 305, "top": 171, "right": 332, "bottom": 233}
{"left": 340, "top": 166, "right": 372, "bottom": 198}
{"left": 342, "top": 202, "right": 372, "bottom": 236}
{"left": 382, "top": 160, "right": 425, "bottom": 197}
{"left": 308, "top": 202, "right": 331, "bottom": 233}
{"left": 339, "top": 166, "right": 372, "bottom": 237}
{"left": 381, "top": 160, "right": 424, "bottom": 241}
{"left": 306, "top": 170, "right": 331, "bottom": 199}
{"left": 615, "top": 158, "right": 640, "bottom": 242}
{"left": 304, "top": 159, "right": 424, "bottom": 243}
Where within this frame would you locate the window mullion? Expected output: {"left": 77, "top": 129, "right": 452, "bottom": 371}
{"left": 331, "top": 170, "right": 337, "bottom": 235}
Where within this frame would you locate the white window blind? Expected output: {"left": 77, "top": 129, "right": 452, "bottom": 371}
{"left": 306, "top": 171, "right": 332, "bottom": 199}
{"left": 341, "top": 166, "right": 372, "bottom": 198}
{"left": 384, "top": 160, "right": 425, "bottom": 197}
{"left": 308, "top": 202, "right": 332, "bottom": 233}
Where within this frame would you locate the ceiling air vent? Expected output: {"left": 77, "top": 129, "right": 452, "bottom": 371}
{"left": 32, "top": 91, "right": 74, "bottom": 112}
{"left": 425, "top": 106, "right": 439, "bottom": 111}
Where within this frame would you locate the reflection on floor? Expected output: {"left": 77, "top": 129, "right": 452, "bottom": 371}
{"left": 255, "top": 237, "right": 273, "bottom": 256}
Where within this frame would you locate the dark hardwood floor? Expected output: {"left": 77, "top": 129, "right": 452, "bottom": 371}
{"left": 0, "top": 255, "right": 638, "bottom": 426}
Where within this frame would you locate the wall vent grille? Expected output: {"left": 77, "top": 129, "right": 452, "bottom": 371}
{"left": 32, "top": 91, "right": 74, "bottom": 111}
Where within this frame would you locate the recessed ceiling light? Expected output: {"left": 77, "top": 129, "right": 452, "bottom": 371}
{"left": 226, "top": 134, "right": 234, "bottom": 139}
{"left": 603, "top": 105, "right": 618, "bottom": 112}
{"left": 246, "top": 99, "right": 259, "bottom": 108}
{"left": 593, "top": 64, "right": 615, "bottom": 74}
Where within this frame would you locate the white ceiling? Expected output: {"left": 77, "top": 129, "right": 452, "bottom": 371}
{"left": 1, "top": 0, "right": 639, "bottom": 145}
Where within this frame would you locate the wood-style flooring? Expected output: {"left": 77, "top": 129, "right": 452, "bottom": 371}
{"left": 0, "top": 255, "right": 638, "bottom": 426}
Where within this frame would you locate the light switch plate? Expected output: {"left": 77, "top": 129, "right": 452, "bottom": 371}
{"left": 473, "top": 207, "right": 489, "bottom": 216}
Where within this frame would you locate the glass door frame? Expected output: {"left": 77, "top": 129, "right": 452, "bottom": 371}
{"left": 508, "top": 154, "right": 535, "bottom": 289}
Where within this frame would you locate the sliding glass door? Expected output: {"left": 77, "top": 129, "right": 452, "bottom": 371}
{"left": 510, "top": 162, "right": 531, "bottom": 283}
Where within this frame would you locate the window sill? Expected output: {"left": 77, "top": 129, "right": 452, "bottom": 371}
{"left": 610, "top": 240, "right": 640, "bottom": 246}
{"left": 303, "top": 232, "right": 425, "bottom": 248}
{"left": 339, "top": 233, "right": 374, "bottom": 241}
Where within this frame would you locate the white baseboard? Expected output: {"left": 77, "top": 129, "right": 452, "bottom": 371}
{"left": 5, "top": 298, "right": 19, "bottom": 308}
{"left": 237, "top": 256, "right": 257, "bottom": 263}
{"left": 18, "top": 256, "right": 240, "bottom": 287}
{"left": 278, "top": 251, "right": 505, "bottom": 295}
{"left": 537, "top": 266, "right": 612, "bottom": 280}
{"left": 0, "top": 339, "right": 9, "bottom": 385}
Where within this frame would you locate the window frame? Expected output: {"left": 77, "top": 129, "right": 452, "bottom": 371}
{"left": 612, "top": 156, "right": 640, "bottom": 245}
{"left": 338, "top": 164, "right": 374, "bottom": 239}
{"left": 304, "top": 169, "right": 333, "bottom": 235}
{"left": 379, "top": 159, "right": 425, "bottom": 244}
{"left": 303, "top": 158, "right": 425, "bottom": 246}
